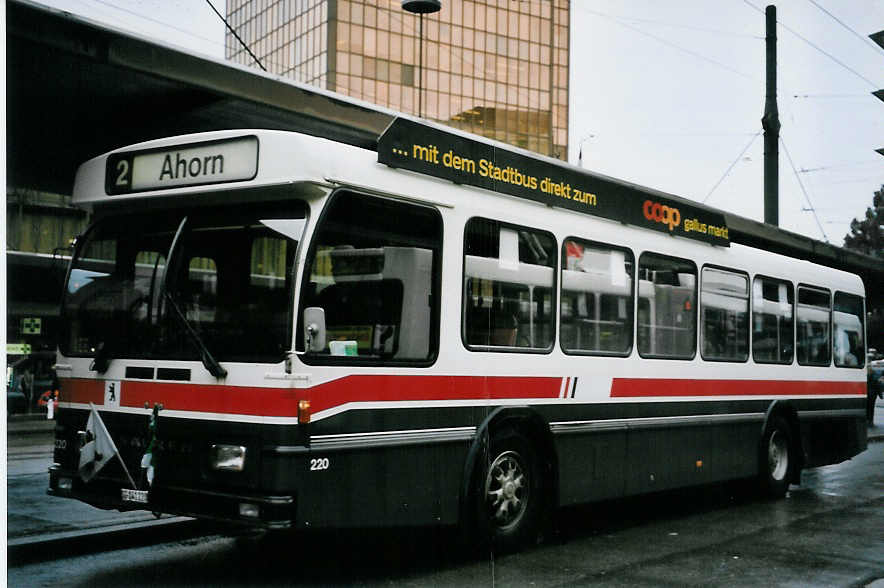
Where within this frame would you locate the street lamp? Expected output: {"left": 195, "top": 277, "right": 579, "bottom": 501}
{"left": 577, "top": 133, "right": 595, "bottom": 168}
{"left": 402, "top": 1, "right": 441, "bottom": 119}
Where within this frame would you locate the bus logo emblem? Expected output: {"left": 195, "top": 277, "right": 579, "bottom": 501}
{"left": 104, "top": 381, "right": 121, "bottom": 408}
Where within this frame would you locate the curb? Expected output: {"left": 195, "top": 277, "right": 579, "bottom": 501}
{"left": 8, "top": 413, "right": 53, "bottom": 421}
{"left": 6, "top": 419, "right": 56, "bottom": 435}
{"left": 7, "top": 515, "right": 192, "bottom": 548}
{"left": 6, "top": 516, "right": 217, "bottom": 566}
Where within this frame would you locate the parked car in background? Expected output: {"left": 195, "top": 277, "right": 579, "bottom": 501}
{"left": 6, "top": 381, "right": 27, "bottom": 417}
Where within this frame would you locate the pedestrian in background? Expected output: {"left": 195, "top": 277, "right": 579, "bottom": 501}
{"left": 867, "top": 366, "right": 883, "bottom": 423}
{"left": 20, "top": 368, "right": 34, "bottom": 412}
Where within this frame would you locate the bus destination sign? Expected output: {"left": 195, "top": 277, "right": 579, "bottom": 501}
{"left": 378, "top": 118, "right": 729, "bottom": 246}
{"left": 106, "top": 136, "right": 259, "bottom": 195}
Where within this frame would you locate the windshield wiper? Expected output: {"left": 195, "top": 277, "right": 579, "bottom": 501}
{"left": 90, "top": 341, "right": 113, "bottom": 373}
{"left": 163, "top": 291, "right": 228, "bottom": 379}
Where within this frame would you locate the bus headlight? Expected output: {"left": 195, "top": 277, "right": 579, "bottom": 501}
{"left": 210, "top": 445, "right": 246, "bottom": 472}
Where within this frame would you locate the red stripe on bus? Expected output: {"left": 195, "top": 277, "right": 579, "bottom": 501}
{"left": 58, "top": 375, "right": 562, "bottom": 417}
{"left": 122, "top": 380, "right": 301, "bottom": 415}
{"left": 304, "top": 375, "right": 562, "bottom": 414}
{"left": 59, "top": 378, "right": 105, "bottom": 404}
{"left": 58, "top": 378, "right": 300, "bottom": 416}
{"left": 59, "top": 375, "right": 864, "bottom": 418}
{"left": 610, "top": 378, "right": 865, "bottom": 398}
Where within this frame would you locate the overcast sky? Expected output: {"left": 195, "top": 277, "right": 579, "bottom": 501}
{"left": 29, "top": 0, "right": 884, "bottom": 245}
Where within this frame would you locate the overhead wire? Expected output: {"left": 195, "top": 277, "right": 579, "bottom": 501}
{"left": 792, "top": 93, "right": 874, "bottom": 99}
{"left": 579, "top": 6, "right": 760, "bottom": 82}
{"left": 739, "top": 0, "right": 881, "bottom": 236}
{"left": 742, "top": 0, "right": 880, "bottom": 89}
{"left": 574, "top": 7, "right": 763, "bottom": 39}
{"left": 206, "top": 0, "right": 266, "bottom": 71}
{"left": 63, "top": 0, "right": 878, "bottom": 223}
{"left": 805, "top": 0, "right": 884, "bottom": 56}
{"left": 702, "top": 131, "right": 762, "bottom": 204}
{"left": 780, "top": 136, "right": 829, "bottom": 242}
{"left": 799, "top": 160, "right": 883, "bottom": 173}
{"left": 72, "top": 0, "right": 227, "bottom": 53}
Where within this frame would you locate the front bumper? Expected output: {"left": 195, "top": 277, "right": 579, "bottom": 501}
{"left": 48, "top": 465, "right": 296, "bottom": 529}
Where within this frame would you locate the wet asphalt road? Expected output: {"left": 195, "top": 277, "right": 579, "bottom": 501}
{"left": 7, "top": 417, "right": 884, "bottom": 587}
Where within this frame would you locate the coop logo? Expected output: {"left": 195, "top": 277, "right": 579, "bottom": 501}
{"left": 643, "top": 200, "right": 681, "bottom": 231}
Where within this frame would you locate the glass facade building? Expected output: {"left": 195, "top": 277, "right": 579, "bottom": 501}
{"left": 226, "top": 0, "right": 569, "bottom": 159}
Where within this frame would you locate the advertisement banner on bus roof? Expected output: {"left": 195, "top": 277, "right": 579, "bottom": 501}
{"left": 378, "top": 118, "right": 729, "bottom": 247}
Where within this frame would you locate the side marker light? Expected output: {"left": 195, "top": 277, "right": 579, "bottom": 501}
{"left": 298, "top": 400, "right": 311, "bottom": 424}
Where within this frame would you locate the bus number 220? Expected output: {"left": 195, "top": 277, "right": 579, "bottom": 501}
{"left": 310, "top": 458, "right": 330, "bottom": 471}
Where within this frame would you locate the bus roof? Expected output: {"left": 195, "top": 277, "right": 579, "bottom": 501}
{"left": 71, "top": 126, "right": 865, "bottom": 297}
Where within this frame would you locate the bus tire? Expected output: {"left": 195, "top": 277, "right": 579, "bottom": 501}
{"left": 759, "top": 416, "right": 793, "bottom": 499}
{"left": 474, "top": 428, "right": 542, "bottom": 553}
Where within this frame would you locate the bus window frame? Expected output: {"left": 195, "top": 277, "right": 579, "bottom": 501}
{"left": 750, "top": 274, "right": 795, "bottom": 366}
{"left": 559, "top": 236, "right": 635, "bottom": 358}
{"left": 461, "top": 216, "right": 558, "bottom": 354}
{"left": 833, "top": 290, "right": 866, "bottom": 369}
{"left": 796, "top": 283, "right": 832, "bottom": 367}
{"left": 699, "top": 264, "right": 750, "bottom": 364}
{"left": 295, "top": 188, "right": 444, "bottom": 368}
{"left": 636, "top": 251, "right": 698, "bottom": 361}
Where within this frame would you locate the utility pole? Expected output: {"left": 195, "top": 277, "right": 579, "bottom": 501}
{"left": 762, "top": 5, "right": 780, "bottom": 226}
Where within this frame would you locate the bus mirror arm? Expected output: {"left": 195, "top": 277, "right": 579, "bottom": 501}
{"left": 303, "top": 307, "right": 327, "bottom": 353}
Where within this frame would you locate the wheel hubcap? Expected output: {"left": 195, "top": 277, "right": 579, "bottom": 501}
{"left": 485, "top": 450, "right": 528, "bottom": 531}
{"left": 768, "top": 430, "right": 789, "bottom": 481}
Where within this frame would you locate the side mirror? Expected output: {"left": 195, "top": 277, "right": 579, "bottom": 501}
{"left": 303, "top": 307, "right": 326, "bottom": 353}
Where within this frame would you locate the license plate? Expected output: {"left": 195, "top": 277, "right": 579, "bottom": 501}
{"left": 121, "top": 488, "right": 149, "bottom": 503}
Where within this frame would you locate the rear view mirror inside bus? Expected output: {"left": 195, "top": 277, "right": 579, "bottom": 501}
{"left": 303, "top": 307, "right": 327, "bottom": 353}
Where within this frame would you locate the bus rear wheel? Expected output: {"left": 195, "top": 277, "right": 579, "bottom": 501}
{"left": 759, "top": 416, "right": 793, "bottom": 499}
{"left": 475, "top": 428, "right": 542, "bottom": 552}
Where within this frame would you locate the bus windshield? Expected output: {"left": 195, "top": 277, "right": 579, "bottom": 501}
{"left": 61, "top": 202, "right": 306, "bottom": 365}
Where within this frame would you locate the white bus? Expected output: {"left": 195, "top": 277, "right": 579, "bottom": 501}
{"left": 50, "top": 119, "right": 867, "bottom": 551}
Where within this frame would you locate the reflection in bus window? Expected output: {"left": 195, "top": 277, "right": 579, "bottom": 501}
{"left": 797, "top": 286, "right": 831, "bottom": 366}
{"left": 61, "top": 203, "right": 303, "bottom": 363}
{"left": 560, "top": 239, "right": 634, "bottom": 356}
{"left": 463, "top": 218, "right": 556, "bottom": 351}
{"left": 301, "top": 191, "right": 441, "bottom": 362}
{"left": 701, "top": 268, "right": 748, "bottom": 362}
{"left": 752, "top": 277, "right": 794, "bottom": 364}
{"left": 63, "top": 220, "right": 173, "bottom": 358}
{"left": 833, "top": 292, "right": 864, "bottom": 368}
{"left": 185, "top": 257, "right": 217, "bottom": 324}
{"left": 637, "top": 253, "right": 696, "bottom": 359}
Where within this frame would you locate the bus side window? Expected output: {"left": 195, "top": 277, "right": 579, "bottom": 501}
{"left": 560, "top": 238, "right": 634, "bottom": 356}
{"left": 637, "top": 252, "right": 697, "bottom": 359}
{"left": 462, "top": 218, "right": 556, "bottom": 351}
{"left": 752, "top": 276, "right": 793, "bottom": 364}
{"left": 796, "top": 286, "right": 831, "bottom": 366}
{"left": 299, "top": 191, "right": 442, "bottom": 363}
{"left": 700, "top": 267, "right": 748, "bottom": 362}
{"left": 833, "top": 291, "right": 865, "bottom": 368}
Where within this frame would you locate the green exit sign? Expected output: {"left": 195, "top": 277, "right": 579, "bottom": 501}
{"left": 21, "top": 318, "right": 42, "bottom": 335}
{"left": 7, "top": 343, "right": 32, "bottom": 355}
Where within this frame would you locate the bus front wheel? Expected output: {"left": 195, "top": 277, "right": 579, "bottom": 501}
{"left": 475, "top": 428, "right": 542, "bottom": 552}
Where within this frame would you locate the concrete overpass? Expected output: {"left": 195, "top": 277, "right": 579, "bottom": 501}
{"left": 6, "top": 0, "right": 883, "bottom": 308}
